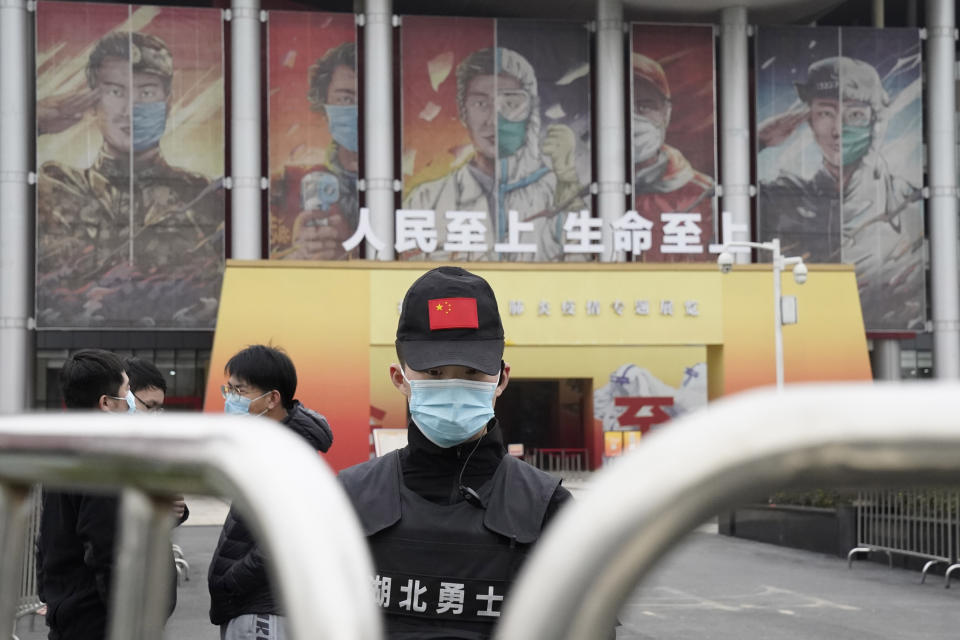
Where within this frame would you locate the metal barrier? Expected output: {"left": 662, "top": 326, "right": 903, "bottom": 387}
{"left": 847, "top": 489, "right": 959, "bottom": 582}
{"left": 0, "top": 414, "right": 381, "bottom": 640}
{"left": 493, "top": 383, "right": 960, "bottom": 640}
{"left": 12, "top": 486, "right": 42, "bottom": 637}
{"left": 526, "top": 448, "right": 588, "bottom": 477}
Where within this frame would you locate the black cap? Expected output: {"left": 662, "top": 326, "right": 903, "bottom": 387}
{"left": 795, "top": 58, "right": 841, "bottom": 103}
{"left": 396, "top": 267, "right": 504, "bottom": 375}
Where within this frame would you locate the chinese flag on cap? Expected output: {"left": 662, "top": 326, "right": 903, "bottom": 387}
{"left": 428, "top": 298, "right": 479, "bottom": 330}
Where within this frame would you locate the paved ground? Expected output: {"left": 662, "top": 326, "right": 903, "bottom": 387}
{"left": 16, "top": 486, "right": 960, "bottom": 639}
{"left": 617, "top": 531, "right": 960, "bottom": 640}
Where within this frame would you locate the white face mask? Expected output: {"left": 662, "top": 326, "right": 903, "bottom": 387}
{"left": 633, "top": 114, "right": 665, "bottom": 163}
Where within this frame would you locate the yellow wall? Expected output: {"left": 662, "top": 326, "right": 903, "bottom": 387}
{"left": 207, "top": 261, "right": 871, "bottom": 470}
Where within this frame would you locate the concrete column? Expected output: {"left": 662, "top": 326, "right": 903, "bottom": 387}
{"left": 363, "top": 0, "right": 395, "bottom": 259}
{"left": 719, "top": 6, "right": 752, "bottom": 264}
{"left": 0, "top": 0, "right": 34, "bottom": 413}
{"left": 926, "top": 0, "right": 960, "bottom": 378}
{"left": 230, "top": 0, "right": 262, "bottom": 259}
{"left": 870, "top": 0, "right": 905, "bottom": 380}
{"left": 871, "top": 340, "right": 902, "bottom": 380}
{"left": 596, "top": 0, "right": 625, "bottom": 262}
{"left": 872, "top": 0, "right": 884, "bottom": 27}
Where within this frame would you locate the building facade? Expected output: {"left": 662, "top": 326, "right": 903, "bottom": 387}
{"left": 0, "top": 0, "right": 953, "bottom": 421}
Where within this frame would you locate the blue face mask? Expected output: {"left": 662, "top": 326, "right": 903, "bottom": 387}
{"left": 403, "top": 370, "right": 499, "bottom": 448}
{"left": 497, "top": 115, "right": 527, "bottom": 158}
{"left": 224, "top": 391, "right": 270, "bottom": 417}
{"left": 125, "top": 390, "right": 137, "bottom": 414}
{"left": 842, "top": 124, "right": 872, "bottom": 166}
{"left": 324, "top": 104, "right": 359, "bottom": 153}
{"left": 132, "top": 101, "right": 168, "bottom": 152}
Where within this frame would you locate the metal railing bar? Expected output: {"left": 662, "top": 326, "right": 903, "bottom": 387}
{"left": 494, "top": 383, "right": 960, "bottom": 640}
{"left": 0, "top": 484, "right": 29, "bottom": 638}
{"left": 107, "top": 489, "right": 175, "bottom": 640}
{"left": 0, "top": 415, "right": 381, "bottom": 640}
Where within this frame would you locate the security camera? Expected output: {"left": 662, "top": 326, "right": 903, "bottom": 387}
{"left": 717, "top": 252, "right": 734, "bottom": 274}
{"left": 792, "top": 262, "right": 808, "bottom": 285}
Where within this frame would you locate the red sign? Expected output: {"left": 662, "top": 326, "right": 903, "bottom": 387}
{"left": 614, "top": 396, "right": 674, "bottom": 433}
{"left": 428, "top": 297, "right": 479, "bottom": 330}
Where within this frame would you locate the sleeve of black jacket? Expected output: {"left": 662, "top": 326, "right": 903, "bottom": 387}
{"left": 75, "top": 494, "right": 119, "bottom": 606}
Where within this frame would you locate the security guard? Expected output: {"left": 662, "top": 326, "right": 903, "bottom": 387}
{"left": 340, "top": 266, "right": 572, "bottom": 639}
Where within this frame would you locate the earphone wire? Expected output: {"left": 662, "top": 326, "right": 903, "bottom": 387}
{"left": 458, "top": 431, "right": 486, "bottom": 497}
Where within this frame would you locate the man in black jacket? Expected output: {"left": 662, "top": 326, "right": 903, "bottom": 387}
{"left": 208, "top": 345, "right": 333, "bottom": 639}
{"left": 124, "top": 356, "right": 190, "bottom": 525}
{"left": 37, "top": 348, "right": 178, "bottom": 640}
{"left": 340, "top": 266, "right": 573, "bottom": 640}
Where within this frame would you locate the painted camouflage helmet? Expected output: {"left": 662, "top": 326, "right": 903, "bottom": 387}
{"left": 86, "top": 31, "right": 174, "bottom": 95}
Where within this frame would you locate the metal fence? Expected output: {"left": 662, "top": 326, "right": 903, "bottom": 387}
{"left": 847, "top": 489, "right": 960, "bottom": 583}
{"left": 12, "top": 486, "right": 42, "bottom": 635}
{"left": 493, "top": 383, "right": 960, "bottom": 640}
{"left": 525, "top": 448, "right": 589, "bottom": 479}
{"left": 0, "top": 414, "right": 381, "bottom": 640}
{"left": 5, "top": 384, "right": 960, "bottom": 639}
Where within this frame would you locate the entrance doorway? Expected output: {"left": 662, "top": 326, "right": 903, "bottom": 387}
{"left": 496, "top": 378, "right": 595, "bottom": 470}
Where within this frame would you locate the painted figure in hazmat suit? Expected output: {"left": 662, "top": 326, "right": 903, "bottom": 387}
{"left": 631, "top": 53, "right": 715, "bottom": 262}
{"left": 593, "top": 363, "right": 707, "bottom": 432}
{"left": 758, "top": 56, "right": 924, "bottom": 330}
{"left": 404, "top": 47, "right": 586, "bottom": 261}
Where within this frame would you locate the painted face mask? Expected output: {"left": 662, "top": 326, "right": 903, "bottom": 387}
{"left": 224, "top": 391, "right": 270, "bottom": 417}
{"left": 324, "top": 104, "right": 359, "bottom": 153}
{"left": 633, "top": 114, "right": 665, "bottom": 163}
{"left": 497, "top": 115, "right": 528, "bottom": 159}
{"left": 403, "top": 370, "right": 499, "bottom": 448}
{"left": 842, "top": 124, "right": 872, "bottom": 166}
{"left": 132, "top": 101, "right": 168, "bottom": 152}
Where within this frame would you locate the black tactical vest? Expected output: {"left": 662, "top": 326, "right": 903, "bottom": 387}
{"left": 340, "top": 450, "right": 561, "bottom": 640}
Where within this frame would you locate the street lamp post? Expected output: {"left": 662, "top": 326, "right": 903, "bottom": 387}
{"left": 717, "top": 239, "right": 807, "bottom": 391}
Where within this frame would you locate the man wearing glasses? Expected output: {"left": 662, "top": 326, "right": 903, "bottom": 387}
{"left": 208, "top": 345, "right": 333, "bottom": 640}
{"left": 757, "top": 56, "right": 924, "bottom": 331}
{"left": 37, "top": 349, "right": 178, "bottom": 640}
{"left": 124, "top": 357, "right": 167, "bottom": 413}
{"left": 124, "top": 356, "right": 190, "bottom": 525}
{"left": 403, "top": 47, "right": 586, "bottom": 261}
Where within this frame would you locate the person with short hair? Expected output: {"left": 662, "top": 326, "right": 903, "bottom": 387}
{"left": 208, "top": 345, "right": 333, "bottom": 640}
{"left": 271, "top": 41, "right": 359, "bottom": 260}
{"left": 123, "top": 356, "right": 190, "bottom": 524}
{"left": 124, "top": 356, "right": 167, "bottom": 413}
{"left": 36, "top": 349, "right": 177, "bottom": 640}
{"left": 339, "top": 266, "right": 572, "bottom": 639}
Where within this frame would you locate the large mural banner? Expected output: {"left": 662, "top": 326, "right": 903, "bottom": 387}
{"left": 756, "top": 26, "right": 925, "bottom": 332}
{"left": 267, "top": 12, "right": 358, "bottom": 261}
{"left": 400, "top": 16, "right": 592, "bottom": 261}
{"left": 36, "top": 2, "right": 225, "bottom": 329}
{"left": 630, "top": 23, "right": 717, "bottom": 262}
